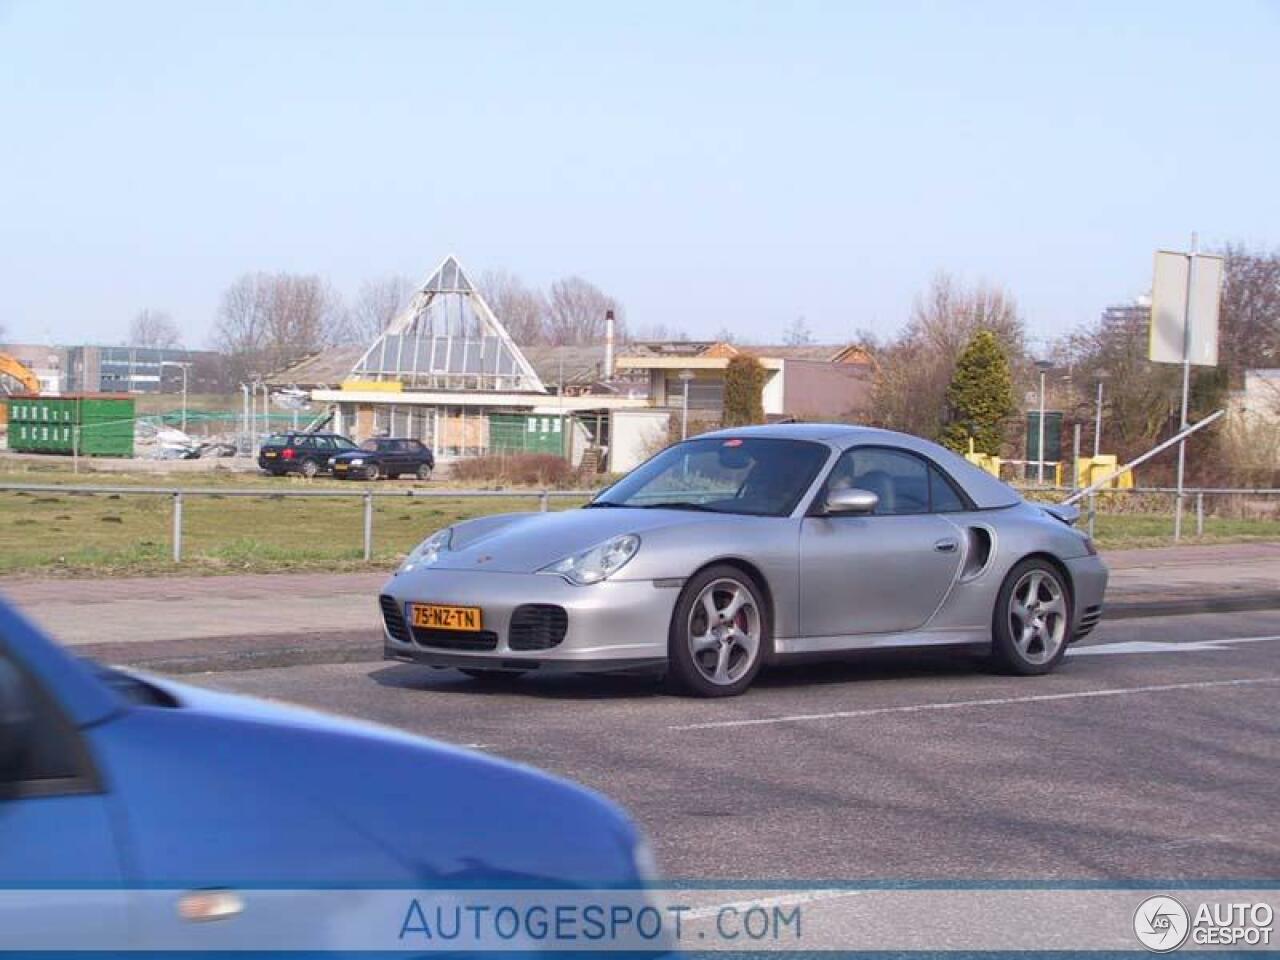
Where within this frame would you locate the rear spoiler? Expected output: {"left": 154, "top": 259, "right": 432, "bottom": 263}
{"left": 1042, "top": 504, "right": 1081, "bottom": 527}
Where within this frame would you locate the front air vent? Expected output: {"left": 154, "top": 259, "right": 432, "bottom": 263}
{"left": 410, "top": 628, "right": 500, "bottom": 651}
{"left": 379, "top": 595, "right": 411, "bottom": 643}
{"left": 509, "top": 604, "right": 569, "bottom": 651}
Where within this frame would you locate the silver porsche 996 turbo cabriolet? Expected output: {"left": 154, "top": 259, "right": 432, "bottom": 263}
{"left": 381, "top": 424, "right": 1107, "bottom": 697}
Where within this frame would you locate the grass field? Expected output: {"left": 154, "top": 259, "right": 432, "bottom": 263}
{"left": 0, "top": 460, "right": 592, "bottom": 576}
{"left": 1, "top": 460, "right": 1278, "bottom": 577}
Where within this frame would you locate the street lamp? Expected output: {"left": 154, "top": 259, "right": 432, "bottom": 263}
{"left": 678, "top": 368, "right": 695, "bottom": 440}
{"left": 1093, "top": 372, "right": 1108, "bottom": 458}
{"left": 160, "top": 361, "right": 192, "bottom": 433}
{"left": 1035, "top": 360, "right": 1053, "bottom": 485}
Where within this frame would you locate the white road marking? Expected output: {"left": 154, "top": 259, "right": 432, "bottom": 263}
{"left": 678, "top": 888, "right": 865, "bottom": 920}
{"left": 668, "top": 675, "right": 1280, "bottom": 731}
{"left": 1070, "top": 634, "right": 1280, "bottom": 656}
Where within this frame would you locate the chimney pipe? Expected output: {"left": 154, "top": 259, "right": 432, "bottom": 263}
{"left": 604, "top": 309, "right": 615, "bottom": 379}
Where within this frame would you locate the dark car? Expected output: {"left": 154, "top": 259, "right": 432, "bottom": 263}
{"left": 258, "top": 432, "right": 357, "bottom": 478}
{"left": 331, "top": 437, "right": 435, "bottom": 481}
{"left": 0, "top": 597, "right": 665, "bottom": 951}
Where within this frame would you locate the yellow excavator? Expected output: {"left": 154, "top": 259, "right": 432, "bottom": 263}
{"left": 0, "top": 352, "right": 42, "bottom": 427}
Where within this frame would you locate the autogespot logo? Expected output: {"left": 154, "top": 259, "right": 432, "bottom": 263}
{"left": 1134, "top": 895, "right": 1191, "bottom": 952}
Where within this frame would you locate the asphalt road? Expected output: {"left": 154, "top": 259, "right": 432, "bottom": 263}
{"left": 184, "top": 610, "right": 1280, "bottom": 884}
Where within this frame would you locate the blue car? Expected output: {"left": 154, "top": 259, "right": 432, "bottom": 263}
{"left": 0, "top": 598, "right": 666, "bottom": 953}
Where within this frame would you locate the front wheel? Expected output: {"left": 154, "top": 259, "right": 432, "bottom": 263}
{"left": 365, "top": 463, "right": 381, "bottom": 481}
{"left": 299, "top": 459, "right": 319, "bottom": 479}
{"left": 666, "top": 565, "right": 770, "bottom": 697}
{"left": 416, "top": 463, "right": 433, "bottom": 481}
{"left": 990, "top": 558, "right": 1072, "bottom": 675}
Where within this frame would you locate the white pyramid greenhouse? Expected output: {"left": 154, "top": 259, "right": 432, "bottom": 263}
{"left": 351, "top": 255, "right": 546, "bottom": 393}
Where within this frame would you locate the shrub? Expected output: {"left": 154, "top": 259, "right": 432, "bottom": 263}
{"left": 450, "top": 453, "right": 577, "bottom": 488}
{"left": 723, "top": 355, "right": 766, "bottom": 427}
{"left": 939, "top": 329, "right": 1016, "bottom": 455}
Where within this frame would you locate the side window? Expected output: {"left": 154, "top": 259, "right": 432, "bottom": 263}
{"left": 930, "top": 466, "right": 968, "bottom": 513}
{"left": 826, "top": 448, "right": 931, "bottom": 516}
{"left": 360, "top": 439, "right": 378, "bottom": 452}
{"left": 293, "top": 436, "right": 314, "bottom": 450}
{"left": 0, "top": 653, "right": 94, "bottom": 795}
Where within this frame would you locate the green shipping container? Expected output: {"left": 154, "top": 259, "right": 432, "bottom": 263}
{"left": 4, "top": 394, "right": 135, "bottom": 457}
{"left": 489, "top": 413, "right": 566, "bottom": 456}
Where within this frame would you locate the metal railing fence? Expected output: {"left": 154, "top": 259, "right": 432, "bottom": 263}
{"left": 0, "top": 483, "right": 597, "bottom": 563}
{"left": 1016, "top": 485, "right": 1280, "bottom": 539}
{"left": 2, "top": 481, "right": 1278, "bottom": 567}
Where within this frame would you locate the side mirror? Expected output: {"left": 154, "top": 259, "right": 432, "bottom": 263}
{"left": 824, "top": 487, "right": 879, "bottom": 516}
{"left": 0, "top": 660, "right": 32, "bottom": 783}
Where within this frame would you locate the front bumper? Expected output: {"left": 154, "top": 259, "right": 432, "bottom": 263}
{"left": 333, "top": 463, "right": 373, "bottom": 479}
{"left": 380, "top": 569, "right": 677, "bottom": 671}
{"left": 1066, "top": 554, "right": 1108, "bottom": 639}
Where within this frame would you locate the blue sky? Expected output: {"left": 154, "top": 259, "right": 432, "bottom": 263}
{"left": 2, "top": 0, "right": 1278, "bottom": 350}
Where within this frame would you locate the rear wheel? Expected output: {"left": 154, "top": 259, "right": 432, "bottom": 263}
{"left": 666, "top": 565, "right": 770, "bottom": 697}
{"left": 416, "top": 463, "right": 433, "bottom": 481}
{"left": 990, "top": 558, "right": 1071, "bottom": 675}
{"left": 299, "top": 459, "right": 319, "bottom": 479}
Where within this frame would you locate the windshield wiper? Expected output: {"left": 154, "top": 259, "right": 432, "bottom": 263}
{"left": 638, "top": 501, "right": 721, "bottom": 512}
{"left": 584, "top": 501, "right": 632, "bottom": 509}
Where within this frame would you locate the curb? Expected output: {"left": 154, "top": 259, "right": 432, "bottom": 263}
{"left": 1105, "top": 592, "right": 1280, "bottom": 621}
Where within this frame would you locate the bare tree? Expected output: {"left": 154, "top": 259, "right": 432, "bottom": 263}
{"left": 713, "top": 326, "right": 739, "bottom": 345}
{"left": 333, "top": 275, "right": 414, "bottom": 345}
{"left": 129, "top": 309, "right": 183, "bottom": 349}
{"left": 783, "top": 316, "right": 814, "bottom": 346}
{"left": 1058, "top": 302, "right": 1179, "bottom": 458}
{"left": 545, "top": 276, "right": 625, "bottom": 346}
{"left": 870, "top": 272, "right": 1027, "bottom": 443}
{"left": 1219, "top": 243, "right": 1280, "bottom": 376}
{"left": 477, "top": 269, "right": 549, "bottom": 345}
{"left": 213, "top": 272, "right": 343, "bottom": 381}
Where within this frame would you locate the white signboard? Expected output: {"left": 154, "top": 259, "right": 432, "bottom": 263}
{"left": 1149, "top": 250, "right": 1223, "bottom": 366}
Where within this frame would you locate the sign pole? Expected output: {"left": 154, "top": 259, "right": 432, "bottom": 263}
{"left": 1173, "top": 233, "right": 1197, "bottom": 542}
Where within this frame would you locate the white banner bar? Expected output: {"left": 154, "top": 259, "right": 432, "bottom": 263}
{"left": 0, "top": 887, "right": 1275, "bottom": 952}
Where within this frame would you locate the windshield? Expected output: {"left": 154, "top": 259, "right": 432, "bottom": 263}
{"left": 592, "top": 437, "right": 830, "bottom": 517}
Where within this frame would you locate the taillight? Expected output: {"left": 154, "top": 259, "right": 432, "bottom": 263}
{"left": 281, "top": 448, "right": 296, "bottom": 460}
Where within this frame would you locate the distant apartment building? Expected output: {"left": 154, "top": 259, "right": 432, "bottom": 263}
{"left": 64, "top": 346, "right": 229, "bottom": 394}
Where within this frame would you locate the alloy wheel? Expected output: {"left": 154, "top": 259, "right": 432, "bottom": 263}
{"left": 1007, "top": 569, "right": 1067, "bottom": 665}
{"left": 686, "top": 577, "right": 762, "bottom": 686}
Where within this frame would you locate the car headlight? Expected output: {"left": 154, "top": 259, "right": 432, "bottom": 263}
{"left": 349, "top": 458, "right": 364, "bottom": 466}
{"left": 327, "top": 457, "right": 335, "bottom": 466}
{"left": 398, "top": 527, "right": 452, "bottom": 574}
{"left": 542, "top": 534, "right": 639, "bottom": 585}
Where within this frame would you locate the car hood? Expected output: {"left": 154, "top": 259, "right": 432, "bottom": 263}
{"left": 95, "top": 671, "right": 643, "bottom": 887}
{"left": 412, "top": 507, "right": 740, "bottom": 575}
{"left": 331, "top": 449, "right": 370, "bottom": 461}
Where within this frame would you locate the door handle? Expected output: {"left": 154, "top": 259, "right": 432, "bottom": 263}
{"left": 934, "top": 538, "right": 959, "bottom": 553}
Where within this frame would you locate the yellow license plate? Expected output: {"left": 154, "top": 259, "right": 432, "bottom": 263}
{"left": 264, "top": 451, "right": 277, "bottom": 457}
{"left": 334, "top": 464, "right": 347, "bottom": 470}
{"left": 411, "top": 603, "right": 483, "bottom": 632}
